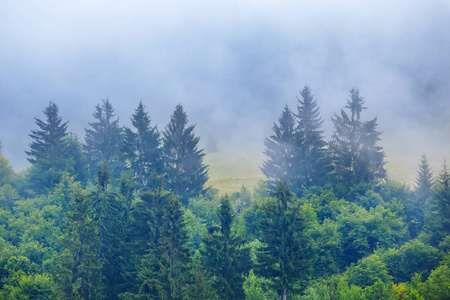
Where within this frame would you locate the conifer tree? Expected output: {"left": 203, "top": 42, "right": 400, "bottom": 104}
{"left": 330, "top": 89, "right": 385, "bottom": 193}
{"left": 122, "top": 101, "right": 162, "bottom": 187}
{"left": 162, "top": 104, "right": 208, "bottom": 206}
{"left": 261, "top": 106, "right": 299, "bottom": 193}
{"left": 257, "top": 182, "right": 315, "bottom": 299}
{"left": 87, "top": 165, "right": 127, "bottom": 299}
{"left": 422, "top": 160, "right": 449, "bottom": 245}
{"left": 201, "top": 195, "right": 250, "bottom": 299}
{"left": 26, "top": 102, "right": 86, "bottom": 191}
{"left": 435, "top": 161, "right": 450, "bottom": 235}
{"left": 57, "top": 189, "right": 104, "bottom": 300}
{"left": 84, "top": 99, "right": 123, "bottom": 179}
{"left": 408, "top": 154, "right": 434, "bottom": 239}
{"left": 295, "top": 86, "right": 330, "bottom": 188}
{"left": 135, "top": 189, "right": 191, "bottom": 299}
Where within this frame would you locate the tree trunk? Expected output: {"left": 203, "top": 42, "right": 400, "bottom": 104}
{"left": 283, "top": 288, "right": 287, "bottom": 300}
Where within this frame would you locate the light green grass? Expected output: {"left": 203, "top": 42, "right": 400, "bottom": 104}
{"left": 204, "top": 151, "right": 264, "bottom": 194}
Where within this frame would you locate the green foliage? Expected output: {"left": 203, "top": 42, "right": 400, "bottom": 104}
{"left": 244, "top": 270, "right": 267, "bottom": 300}
{"left": 337, "top": 205, "right": 407, "bottom": 265}
{"left": 0, "top": 184, "right": 20, "bottom": 212}
{"left": 184, "top": 259, "right": 218, "bottom": 300}
{"left": 84, "top": 99, "right": 123, "bottom": 179}
{"left": 346, "top": 255, "right": 392, "bottom": 288}
{"left": 295, "top": 85, "right": 330, "bottom": 189}
{"left": 87, "top": 166, "right": 128, "bottom": 299}
{"left": 380, "top": 239, "right": 441, "bottom": 283}
{"left": 184, "top": 209, "right": 207, "bottom": 252}
{"left": 426, "top": 161, "right": 450, "bottom": 245}
{"left": 201, "top": 196, "right": 250, "bottom": 299}
{"left": 187, "top": 195, "right": 220, "bottom": 228}
{"left": 57, "top": 189, "right": 104, "bottom": 300}
{"left": 122, "top": 101, "right": 162, "bottom": 188}
{"left": 257, "top": 182, "right": 316, "bottom": 298}
{"left": 309, "top": 219, "right": 343, "bottom": 278}
{"left": 230, "top": 185, "right": 252, "bottom": 214}
{"left": 162, "top": 104, "right": 208, "bottom": 206}
{"left": 424, "top": 264, "right": 450, "bottom": 299}
{"left": 0, "top": 155, "right": 14, "bottom": 187}
{"left": 330, "top": 89, "right": 385, "bottom": 195}
{"left": 356, "top": 190, "right": 384, "bottom": 210}
{"left": 26, "top": 102, "right": 85, "bottom": 193}
{"left": 407, "top": 154, "right": 434, "bottom": 239}
{"left": 1, "top": 273, "right": 56, "bottom": 300}
{"left": 261, "top": 105, "right": 299, "bottom": 193}
{"left": 134, "top": 189, "right": 191, "bottom": 300}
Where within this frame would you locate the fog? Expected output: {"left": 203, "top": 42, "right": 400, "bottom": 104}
{"left": 1, "top": 0, "right": 449, "bottom": 185}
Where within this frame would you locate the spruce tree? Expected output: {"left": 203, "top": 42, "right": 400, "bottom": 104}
{"left": 201, "top": 195, "right": 250, "bottom": 299}
{"left": 26, "top": 102, "right": 85, "bottom": 192}
{"left": 134, "top": 189, "right": 191, "bottom": 299}
{"left": 408, "top": 154, "right": 434, "bottom": 239}
{"left": 422, "top": 160, "right": 449, "bottom": 245}
{"left": 295, "top": 86, "right": 330, "bottom": 188}
{"left": 330, "top": 89, "right": 385, "bottom": 194}
{"left": 87, "top": 165, "right": 127, "bottom": 299}
{"left": 84, "top": 99, "right": 123, "bottom": 179}
{"left": 162, "top": 104, "right": 208, "bottom": 206}
{"left": 261, "top": 105, "right": 299, "bottom": 193}
{"left": 57, "top": 189, "right": 104, "bottom": 300}
{"left": 436, "top": 161, "right": 450, "bottom": 235}
{"left": 122, "top": 101, "right": 162, "bottom": 187}
{"left": 257, "top": 182, "right": 315, "bottom": 299}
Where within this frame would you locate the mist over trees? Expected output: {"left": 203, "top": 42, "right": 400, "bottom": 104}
{"left": 0, "top": 86, "right": 449, "bottom": 299}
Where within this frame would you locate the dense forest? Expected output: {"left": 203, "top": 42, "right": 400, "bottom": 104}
{"left": 0, "top": 86, "right": 449, "bottom": 299}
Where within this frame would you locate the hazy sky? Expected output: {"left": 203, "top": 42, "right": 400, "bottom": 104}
{"left": 1, "top": 0, "right": 450, "bottom": 185}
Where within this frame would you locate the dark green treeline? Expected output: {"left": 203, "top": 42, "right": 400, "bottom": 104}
{"left": 0, "top": 87, "right": 449, "bottom": 299}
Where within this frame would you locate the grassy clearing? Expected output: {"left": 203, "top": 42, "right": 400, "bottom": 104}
{"left": 204, "top": 151, "right": 264, "bottom": 194}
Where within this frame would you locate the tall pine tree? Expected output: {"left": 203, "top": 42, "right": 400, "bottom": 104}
{"left": 132, "top": 188, "right": 191, "bottom": 299}
{"left": 87, "top": 165, "right": 127, "bottom": 299}
{"left": 201, "top": 195, "right": 250, "bottom": 299}
{"left": 422, "top": 160, "right": 449, "bottom": 245}
{"left": 26, "top": 102, "right": 86, "bottom": 192}
{"left": 436, "top": 161, "right": 450, "bottom": 235}
{"left": 122, "top": 101, "right": 162, "bottom": 187}
{"left": 295, "top": 86, "right": 330, "bottom": 189}
{"left": 84, "top": 99, "right": 123, "bottom": 179}
{"left": 257, "top": 182, "right": 315, "bottom": 299}
{"left": 330, "top": 88, "right": 385, "bottom": 194}
{"left": 57, "top": 188, "right": 104, "bottom": 300}
{"left": 162, "top": 104, "right": 208, "bottom": 206}
{"left": 408, "top": 154, "right": 434, "bottom": 239}
{"left": 261, "top": 105, "right": 299, "bottom": 193}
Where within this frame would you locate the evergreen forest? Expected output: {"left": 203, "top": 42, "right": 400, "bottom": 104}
{"left": 1, "top": 88, "right": 450, "bottom": 300}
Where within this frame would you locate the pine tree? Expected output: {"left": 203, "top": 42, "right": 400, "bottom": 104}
{"left": 436, "top": 161, "right": 450, "bottom": 235}
{"left": 87, "top": 165, "right": 127, "bottom": 299}
{"left": 257, "top": 182, "right": 315, "bottom": 299}
{"left": 330, "top": 89, "right": 385, "bottom": 194}
{"left": 261, "top": 105, "right": 299, "bottom": 193}
{"left": 84, "top": 99, "right": 123, "bottom": 179}
{"left": 122, "top": 185, "right": 167, "bottom": 298}
{"left": 408, "top": 154, "right": 434, "bottom": 239}
{"left": 57, "top": 189, "right": 104, "bottom": 300}
{"left": 134, "top": 189, "right": 191, "bottom": 299}
{"left": 122, "top": 101, "right": 162, "bottom": 187}
{"left": 162, "top": 104, "right": 208, "bottom": 206}
{"left": 422, "top": 160, "right": 449, "bottom": 246}
{"left": 185, "top": 259, "right": 218, "bottom": 300}
{"left": 201, "top": 195, "right": 250, "bottom": 299}
{"left": 26, "top": 102, "right": 85, "bottom": 192}
{"left": 295, "top": 86, "right": 330, "bottom": 188}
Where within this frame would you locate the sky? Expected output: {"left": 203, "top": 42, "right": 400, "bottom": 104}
{"left": 1, "top": 0, "right": 450, "bottom": 186}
